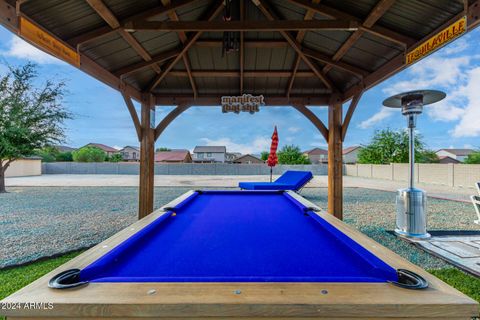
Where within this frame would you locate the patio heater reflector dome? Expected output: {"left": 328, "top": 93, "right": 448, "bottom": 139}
{"left": 383, "top": 90, "right": 446, "bottom": 239}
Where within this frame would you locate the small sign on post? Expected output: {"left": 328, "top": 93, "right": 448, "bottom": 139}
{"left": 221, "top": 94, "right": 265, "bottom": 114}
{"left": 405, "top": 16, "right": 466, "bottom": 65}
{"left": 19, "top": 17, "right": 80, "bottom": 67}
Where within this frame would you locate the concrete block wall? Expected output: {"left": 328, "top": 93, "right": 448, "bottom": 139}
{"left": 42, "top": 162, "right": 328, "bottom": 176}
{"left": 345, "top": 163, "right": 480, "bottom": 188}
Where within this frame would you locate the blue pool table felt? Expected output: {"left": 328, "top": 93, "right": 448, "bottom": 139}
{"left": 80, "top": 191, "right": 398, "bottom": 283}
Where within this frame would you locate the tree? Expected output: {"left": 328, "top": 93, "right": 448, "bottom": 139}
{"left": 277, "top": 145, "right": 311, "bottom": 164}
{"left": 34, "top": 146, "right": 59, "bottom": 162}
{"left": 357, "top": 129, "right": 436, "bottom": 164}
{"left": 0, "top": 63, "right": 70, "bottom": 193}
{"left": 72, "top": 146, "right": 106, "bottom": 162}
{"left": 156, "top": 147, "right": 171, "bottom": 152}
{"left": 109, "top": 153, "right": 123, "bottom": 162}
{"left": 464, "top": 151, "right": 480, "bottom": 164}
{"left": 56, "top": 151, "right": 73, "bottom": 162}
{"left": 260, "top": 151, "right": 269, "bottom": 161}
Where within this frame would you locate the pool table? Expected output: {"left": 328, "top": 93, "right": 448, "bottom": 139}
{"left": 1, "top": 190, "right": 478, "bottom": 319}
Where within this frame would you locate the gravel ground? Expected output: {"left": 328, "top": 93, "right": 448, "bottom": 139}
{"left": 1, "top": 186, "right": 477, "bottom": 269}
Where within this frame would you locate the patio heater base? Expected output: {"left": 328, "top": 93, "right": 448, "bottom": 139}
{"left": 395, "top": 187, "right": 430, "bottom": 240}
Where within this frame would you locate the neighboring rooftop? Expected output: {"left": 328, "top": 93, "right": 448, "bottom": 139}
{"left": 121, "top": 146, "right": 140, "bottom": 151}
{"left": 304, "top": 148, "right": 328, "bottom": 155}
{"left": 343, "top": 146, "right": 362, "bottom": 155}
{"left": 83, "top": 143, "right": 119, "bottom": 153}
{"left": 54, "top": 145, "right": 76, "bottom": 152}
{"left": 154, "top": 150, "right": 191, "bottom": 162}
{"left": 193, "top": 146, "right": 227, "bottom": 153}
{"left": 436, "top": 149, "right": 475, "bottom": 156}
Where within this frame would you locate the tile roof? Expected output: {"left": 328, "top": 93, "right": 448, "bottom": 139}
{"left": 193, "top": 146, "right": 227, "bottom": 153}
{"left": 436, "top": 149, "right": 475, "bottom": 156}
{"left": 155, "top": 150, "right": 190, "bottom": 162}
{"left": 303, "top": 148, "right": 328, "bottom": 155}
{"left": 84, "top": 143, "right": 118, "bottom": 152}
{"left": 343, "top": 146, "right": 362, "bottom": 155}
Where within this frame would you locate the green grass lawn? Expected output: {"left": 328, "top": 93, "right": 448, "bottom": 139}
{"left": 0, "top": 252, "right": 479, "bottom": 318}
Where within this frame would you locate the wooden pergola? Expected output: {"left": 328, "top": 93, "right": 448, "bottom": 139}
{"left": 1, "top": 0, "right": 479, "bottom": 220}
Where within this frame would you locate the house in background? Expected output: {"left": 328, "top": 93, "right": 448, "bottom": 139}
{"left": 119, "top": 146, "right": 140, "bottom": 162}
{"left": 155, "top": 150, "right": 192, "bottom": 163}
{"left": 83, "top": 143, "right": 119, "bottom": 157}
{"left": 192, "top": 146, "right": 227, "bottom": 163}
{"left": 226, "top": 152, "right": 242, "bottom": 163}
{"left": 303, "top": 148, "right": 328, "bottom": 164}
{"left": 438, "top": 156, "right": 461, "bottom": 164}
{"left": 233, "top": 154, "right": 264, "bottom": 164}
{"left": 343, "top": 146, "right": 362, "bottom": 164}
{"left": 54, "top": 145, "right": 76, "bottom": 152}
{"left": 435, "top": 149, "right": 474, "bottom": 162}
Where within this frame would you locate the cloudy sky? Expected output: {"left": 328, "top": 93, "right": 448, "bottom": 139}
{"left": 1, "top": 25, "right": 479, "bottom": 154}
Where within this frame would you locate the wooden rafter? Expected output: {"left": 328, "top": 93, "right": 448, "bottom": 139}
{"left": 161, "top": 0, "right": 197, "bottom": 98}
{"left": 240, "top": 0, "right": 245, "bottom": 93}
{"left": 287, "top": 0, "right": 320, "bottom": 98}
{"left": 124, "top": 19, "right": 358, "bottom": 32}
{"left": 68, "top": 0, "right": 197, "bottom": 46}
{"left": 146, "top": 0, "right": 224, "bottom": 93}
{"left": 121, "top": 91, "right": 142, "bottom": 141}
{"left": 287, "top": 0, "right": 415, "bottom": 47}
{"left": 293, "top": 104, "right": 329, "bottom": 141}
{"left": 167, "top": 70, "right": 316, "bottom": 78}
{"left": 155, "top": 95, "right": 330, "bottom": 106}
{"left": 113, "top": 49, "right": 180, "bottom": 77}
{"left": 85, "top": 0, "right": 161, "bottom": 74}
{"left": 253, "top": 0, "right": 335, "bottom": 91}
{"left": 154, "top": 105, "right": 190, "bottom": 141}
{"left": 323, "top": 0, "right": 396, "bottom": 75}
{"left": 341, "top": 90, "right": 363, "bottom": 141}
{"left": 195, "top": 40, "right": 288, "bottom": 48}
{"left": 342, "top": 0, "right": 480, "bottom": 103}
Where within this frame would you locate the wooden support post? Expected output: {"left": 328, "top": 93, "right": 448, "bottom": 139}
{"left": 138, "top": 93, "right": 155, "bottom": 219}
{"left": 328, "top": 95, "right": 343, "bottom": 220}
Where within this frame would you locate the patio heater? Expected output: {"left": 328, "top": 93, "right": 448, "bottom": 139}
{"left": 383, "top": 90, "right": 446, "bottom": 239}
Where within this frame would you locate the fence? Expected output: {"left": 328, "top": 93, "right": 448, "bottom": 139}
{"left": 42, "top": 162, "right": 328, "bottom": 176}
{"left": 345, "top": 163, "right": 480, "bottom": 188}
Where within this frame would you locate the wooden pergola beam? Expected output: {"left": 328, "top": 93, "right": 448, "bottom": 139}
{"left": 195, "top": 40, "right": 289, "bottom": 48}
{"left": 341, "top": 90, "right": 363, "bottom": 141}
{"left": 121, "top": 91, "right": 142, "bottom": 141}
{"left": 0, "top": 1, "right": 142, "bottom": 101}
{"left": 287, "top": 0, "right": 415, "bottom": 46}
{"left": 155, "top": 95, "right": 331, "bottom": 106}
{"left": 85, "top": 0, "right": 161, "bottom": 74}
{"left": 161, "top": 0, "right": 197, "bottom": 98}
{"left": 287, "top": 0, "right": 320, "bottom": 98}
{"left": 68, "top": 0, "right": 198, "bottom": 46}
{"left": 114, "top": 49, "right": 180, "bottom": 77}
{"left": 154, "top": 105, "right": 190, "bottom": 141}
{"left": 146, "top": 0, "right": 225, "bottom": 93}
{"left": 323, "top": 0, "right": 396, "bottom": 74}
{"left": 240, "top": 0, "right": 245, "bottom": 93}
{"left": 124, "top": 19, "right": 358, "bottom": 32}
{"left": 166, "top": 70, "right": 316, "bottom": 78}
{"left": 293, "top": 104, "right": 328, "bottom": 141}
{"left": 342, "top": 0, "right": 480, "bottom": 103}
{"left": 303, "top": 47, "right": 369, "bottom": 78}
{"left": 253, "top": 0, "right": 335, "bottom": 91}
{"left": 328, "top": 95, "right": 343, "bottom": 220}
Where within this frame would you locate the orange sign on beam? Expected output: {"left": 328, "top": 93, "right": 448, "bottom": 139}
{"left": 19, "top": 17, "right": 80, "bottom": 67}
{"left": 406, "top": 16, "right": 466, "bottom": 65}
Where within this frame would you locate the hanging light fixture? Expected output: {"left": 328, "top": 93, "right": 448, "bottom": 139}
{"left": 222, "top": 0, "right": 239, "bottom": 56}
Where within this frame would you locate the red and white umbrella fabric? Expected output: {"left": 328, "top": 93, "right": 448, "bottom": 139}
{"left": 267, "top": 126, "right": 279, "bottom": 168}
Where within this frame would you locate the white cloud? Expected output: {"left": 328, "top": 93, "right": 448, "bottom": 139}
{"left": 452, "top": 67, "right": 480, "bottom": 137}
{"left": 200, "top": 136, "right": 270, "bottom": 154}
{"left": 358, "top": 107, "right": 395, "bottom": 129}
{"left": 288, "top": 126, "right": 300, "bottom": 133}
{"left": 285, "top": 136, "right": 294, "bottom": 142}
{"left": 0, "top": 36, "right": 63, "bottom": 64}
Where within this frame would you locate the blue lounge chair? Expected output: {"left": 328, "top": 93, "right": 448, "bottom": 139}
{"left": 239, "top": 170, "right": 313, "bottom": 191}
